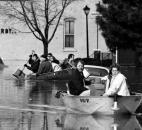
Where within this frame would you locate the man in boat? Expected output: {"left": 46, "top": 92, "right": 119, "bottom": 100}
{"left": 60, "top": 54, "right": 75, "bottom": 69}
{"left": 103, "top": 63, "right": 130, "bottom": 96}
{"left": 36, "top": 54, "right": 53, "bottom": 76}
{"left": 24, "top": 54, "right": 40, "bottom": 73}
{"left": 37, "top": 58, "right": 91, "bottom": 96}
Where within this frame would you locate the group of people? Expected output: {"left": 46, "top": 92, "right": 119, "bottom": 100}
{"left": 24, "top": 51, "right": 76, "bottom": 75}
{"left": 24, "top": 50, "right": 130, "bottom": 97}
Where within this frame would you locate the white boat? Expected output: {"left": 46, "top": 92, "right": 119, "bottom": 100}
{"left": 61, "top": 94, "right": 142, "bottom": 115}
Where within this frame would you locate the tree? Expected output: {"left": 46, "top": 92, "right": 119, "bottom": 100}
{"left": 0, "top": 0, "right": 77, "bottom": 56}
{"left": 96, "top": 0, "right": 142, "bottom": 51}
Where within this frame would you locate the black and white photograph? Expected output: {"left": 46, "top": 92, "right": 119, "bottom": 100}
{"left": 0, "top": 0, "right": 142, "bottom": 129}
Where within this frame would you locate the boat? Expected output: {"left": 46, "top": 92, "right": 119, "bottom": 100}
{"left": 61, "top": 94, "right": 142, "bottom": 115}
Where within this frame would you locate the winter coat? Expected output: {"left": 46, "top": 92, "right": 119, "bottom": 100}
{"left": 36, "top": 60, "right": 53, "bottom": 76}
{"left": 26, "top": 59, "right": 40, "bottom": 73}
{"left": 104, "top": 73, "right": 130, "bottom": 96}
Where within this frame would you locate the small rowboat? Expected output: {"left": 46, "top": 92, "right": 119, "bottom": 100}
{"left": 61, "top": 94, "right": 142, "bottom": 115}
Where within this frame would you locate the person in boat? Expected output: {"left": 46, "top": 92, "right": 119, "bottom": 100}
{"left": 60, "top": 54, "right": 75, "bottom": 69}
{"left": 28, "top": 50, "right": 36, "bottom": 65}
{"left": 24, "top": 54, "right": 40, "bottom": 73}
{"left": 37, "top": 58, "right": 91, "bottom": 96}
{"left": 67, "top": 58, "right": 90, "bottom": 96}
{"left": 48, "top": 54, "right": 62, "bottom": 72}
{"left": 48, "top": 53, "right": 60, "bottom": 64}
{"left": 36, "top": 54, "right": 53, "bottom": 76}
{"left": 103, "top": 63, "right": 130, "bottom": 96}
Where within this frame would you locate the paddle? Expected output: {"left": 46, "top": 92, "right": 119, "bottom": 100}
{"left": 13, "top": 61, "right": 28, "bottom": 79}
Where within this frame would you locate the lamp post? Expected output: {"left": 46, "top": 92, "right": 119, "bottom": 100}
{"left": 83, "top": 5, "right": 90, "bottom": 58}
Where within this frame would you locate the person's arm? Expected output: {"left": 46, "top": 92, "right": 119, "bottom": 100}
{"left": 36, "top": 69, "right": 69, "bottom": 80}
{"left": 26, "top": 65, "right": 32, "bottom": 71}
{"left": 104, "top": 75, "right": 124, "bottom": 96}
{"left": 24, "top": 64, "right": 32, "bottom": 70}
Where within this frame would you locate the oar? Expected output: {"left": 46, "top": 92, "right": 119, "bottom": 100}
{"left": 19, "top": 66, "right": 25, "bottom": 76}
{"left": 111, "top": 94, "right": 120, "bottom": 110}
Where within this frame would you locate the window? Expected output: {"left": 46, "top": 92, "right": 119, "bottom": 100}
{"left": 64, "top": 18, "right": 75, "bottom": 48}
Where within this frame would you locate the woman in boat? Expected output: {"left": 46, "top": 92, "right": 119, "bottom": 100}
{"left": 48, "top": 53, "right": 62, "bottom": 72}
{"left": 103, "top": 63, "right": 130, "bottom": 96}
{"left": 47, "top": 53, "right": 60, "bottom": 64}
{"left": 24, "top": 54, "right": 40, "bottom": 73}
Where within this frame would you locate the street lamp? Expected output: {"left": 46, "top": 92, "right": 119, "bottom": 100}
{"left": 83, "top": 5, "right": 90, "bottom": 58}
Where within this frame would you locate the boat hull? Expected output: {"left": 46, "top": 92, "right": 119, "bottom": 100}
{"left": 62, "top": 95, "right": 142, "bottom": 115}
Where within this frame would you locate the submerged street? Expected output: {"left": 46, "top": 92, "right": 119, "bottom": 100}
{"left": 0, "top": 60, "right": 142, "bottom": 130}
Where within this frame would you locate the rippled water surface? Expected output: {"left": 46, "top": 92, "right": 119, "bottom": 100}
{"left": 0, "top": 60, "right": 142, "bottom": 130}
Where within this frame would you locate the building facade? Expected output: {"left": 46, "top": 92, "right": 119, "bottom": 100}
{"left": 0, "top": 0, "right": 108, "bottom": 60}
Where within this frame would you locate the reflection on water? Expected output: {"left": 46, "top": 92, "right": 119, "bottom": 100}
{"left": 0, "top": 109, "right": 142, "bottom": 130}
{"left": 0, "top": 60, "right": 142, "bottom": 130}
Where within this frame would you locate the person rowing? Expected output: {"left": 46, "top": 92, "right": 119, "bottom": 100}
{"left": 24, "top": 54, "right": 40, "bottom": 73}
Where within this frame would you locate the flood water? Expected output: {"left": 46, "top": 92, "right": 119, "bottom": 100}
{"left": 0, "top": 60, "right": 142, "bottom": 130}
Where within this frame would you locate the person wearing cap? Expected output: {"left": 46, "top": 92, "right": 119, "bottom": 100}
{"left": 36, "top": 54, "right": 53, "bottom": 76}
{"left": 24, "top": 54, "right": 40, "bottom": 73}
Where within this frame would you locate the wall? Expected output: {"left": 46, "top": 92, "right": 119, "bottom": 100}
{"left": 0, "top": 0, "right": 108, "bottom": 60}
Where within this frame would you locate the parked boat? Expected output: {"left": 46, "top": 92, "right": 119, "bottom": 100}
{"left": 61, "top": 94, "right": 142, "bottom": 115}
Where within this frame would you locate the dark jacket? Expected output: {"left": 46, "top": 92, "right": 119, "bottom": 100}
{"left": 60, "top": 58, "right": 73, "bottom": 69}
{"left": 26, "top": 59, "right": 40, "bottom": 73}
{"left": 37, "top": 68, "right": 88, "bottom": 95}
{"left": 36, "top": 60, "right": 53, "bottom": 76}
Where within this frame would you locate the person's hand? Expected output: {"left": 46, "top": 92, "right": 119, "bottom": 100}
{"left": 103, "top": 93, "right": 107, "bottom": 96}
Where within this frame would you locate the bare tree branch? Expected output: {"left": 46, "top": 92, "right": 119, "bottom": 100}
{"left": 0, "top": 0, "right": 78, "bottom": 55}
